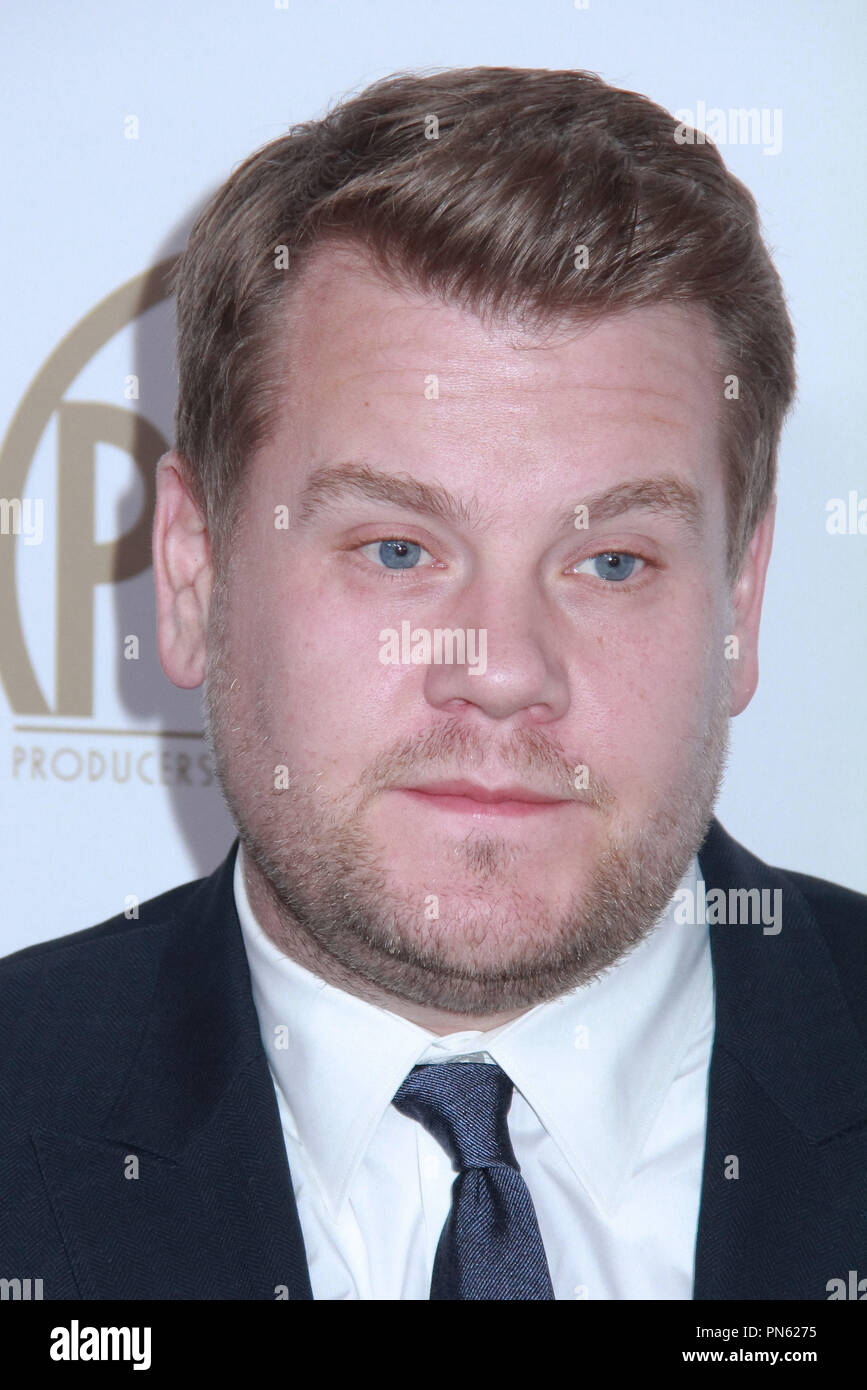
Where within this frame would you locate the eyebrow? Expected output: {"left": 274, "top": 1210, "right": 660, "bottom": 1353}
{"left": 293, "top": 461, "right": 703, "bottom": 538}
{"left": 295, "top": 463, "right": 483, "bottom": 530}
{"left": 572, "top": 476, "right": 704, "bottom": 537}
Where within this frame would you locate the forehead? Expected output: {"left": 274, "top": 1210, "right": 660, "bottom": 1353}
{"left": 264, "top": 241, "right": 724, "bottom": 495}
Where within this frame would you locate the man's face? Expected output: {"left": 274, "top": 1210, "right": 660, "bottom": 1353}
{"left": 158, "top": 243, "right": 771, "bottom": 1024}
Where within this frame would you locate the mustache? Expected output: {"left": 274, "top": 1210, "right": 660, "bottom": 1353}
{"left": 356, "top": 718, "right": 614, "bottom": 811}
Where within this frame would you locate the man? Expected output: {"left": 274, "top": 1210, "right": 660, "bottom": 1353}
{"left": 1, "top": 66, "right": 865, "bottom": 1302}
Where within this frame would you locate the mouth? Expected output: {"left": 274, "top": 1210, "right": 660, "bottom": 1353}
{"left": 393, "top": 779, "right": 575, "bottom": 818}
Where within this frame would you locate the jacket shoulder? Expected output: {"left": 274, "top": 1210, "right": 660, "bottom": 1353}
{"left": 0, "top": 869, "right": 209, "bottom": 970}
{"left": 781, "top": 864, "right": 867, "bottom": 926}
{"left": 782, "top": 862, "right": 867, "bottom": 984}
{"left": 0, "top": 854, "right": 235, "bottom": 1128}
{"left": 770, "top": 859, "right": 867, "bottom": 1052}
{"left": 703, "top": 819, "right": 866, "bottom": 930}
{"left": 702, "top": 818, "right": 867, "bottom": 1030}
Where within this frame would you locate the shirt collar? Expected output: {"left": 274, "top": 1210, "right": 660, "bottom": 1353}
{"left": 235, "top": 842, "right": 710, "bottom": 1217}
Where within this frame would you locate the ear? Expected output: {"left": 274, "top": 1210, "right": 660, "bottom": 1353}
{"left": 727, "top": 498, "right": 776, "bottom": 717}
{"left": 152, "top": 451, "right": 212, "bottom": 689}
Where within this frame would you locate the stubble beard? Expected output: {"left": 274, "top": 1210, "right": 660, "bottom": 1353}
{"left": 204, "top": 578, "right": 731, "bottom": 1017}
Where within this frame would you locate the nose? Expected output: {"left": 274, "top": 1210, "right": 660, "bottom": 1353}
{"left": 421, "top": 573, "right": 570, "bottom": 727}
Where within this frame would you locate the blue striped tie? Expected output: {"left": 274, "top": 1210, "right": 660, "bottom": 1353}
{"left": 392, "top": 1061, "right": 555, "bottom": 1300}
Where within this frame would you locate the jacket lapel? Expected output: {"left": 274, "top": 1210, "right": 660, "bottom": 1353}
{"left": 33, "top": 841, "right": 313, "bottom": 1300}
{"left": 694, "top": 819, "right": 867, "bottom": 1299}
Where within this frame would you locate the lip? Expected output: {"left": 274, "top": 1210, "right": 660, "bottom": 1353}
{"left": 395, "top": 780, "right": 572, "bottom": 817}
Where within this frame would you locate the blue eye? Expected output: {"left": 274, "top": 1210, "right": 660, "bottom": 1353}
{"left": 360, "top": 538, "right": 431, "bottom": 570}
{"left": 574, "top": 552, "right": 642, "bottom": 582}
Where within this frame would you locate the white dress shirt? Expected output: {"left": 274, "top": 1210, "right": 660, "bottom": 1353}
{"left": 234, "top": 842, "right": 714, "bottom": 1300}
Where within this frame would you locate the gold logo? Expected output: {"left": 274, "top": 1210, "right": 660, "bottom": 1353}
{"left": 0, "top": 259, "right": 177, "bottom": 716}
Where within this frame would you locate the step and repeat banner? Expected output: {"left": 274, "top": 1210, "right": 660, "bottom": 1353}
{"left": 2, "top": 0, "right": 864, "bottom": 952}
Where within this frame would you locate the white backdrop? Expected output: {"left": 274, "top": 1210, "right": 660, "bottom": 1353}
{"left": 1, "top": 0, "right": 864, "bottom": 954}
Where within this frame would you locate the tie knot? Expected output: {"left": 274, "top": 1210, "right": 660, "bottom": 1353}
{"left": 392, "top": 1061, "right": 519, "bottom": 1171}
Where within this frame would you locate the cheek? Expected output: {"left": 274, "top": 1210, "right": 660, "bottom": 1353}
{"left": 575, "top": 596, "right": 725, "bottom": 790}
{"left": 237, "top": 569, "right": 405, "bottom": 771}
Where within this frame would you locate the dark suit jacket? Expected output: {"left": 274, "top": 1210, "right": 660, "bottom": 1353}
{"left": 1, "top": 819, "right": 865, "bottom": 1300}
